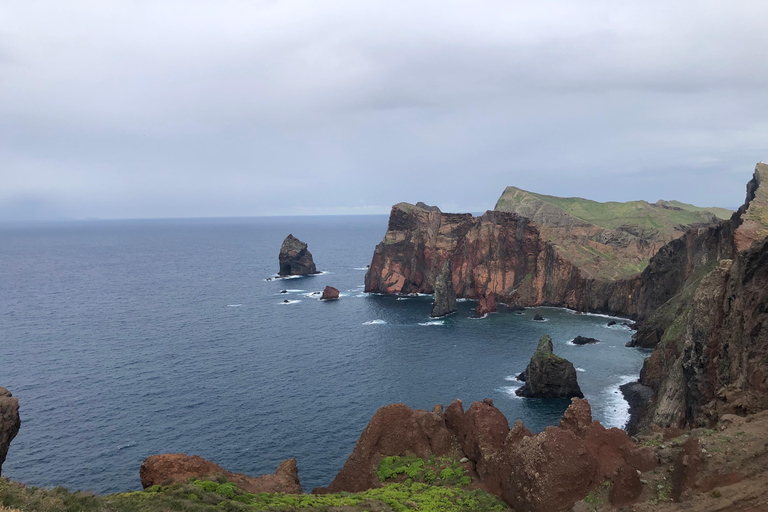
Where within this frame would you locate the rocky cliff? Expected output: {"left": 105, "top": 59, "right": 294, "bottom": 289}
{"left": 364, "top": 203, "right": 637, "bottom": 316}
{"left": 627, "top": 163, "right": 768, "bottom": 430}
{"left": 278, "top": 234, "right": 318, "bottom": 276}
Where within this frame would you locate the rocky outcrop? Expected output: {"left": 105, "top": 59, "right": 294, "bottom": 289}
{"left": 319, "top": 286, "right": 339, "bottom": 300}
{"left": 364, "top": 203, "right": 641, "bottom": 316}
{"left": 320, "top": 398, "right": 657, "bottom": 511}
{"left": 140, "top": 454, "right": 301, "bottom": 494}
{"left": 516, "top": 335, "right": 583, "bottom": 398}
{"left": 0, "top": 387, "right": 20, "bottom": 476}
{"left": 430, "top": 259, "right": 457, "bottom": 317}
{"left": 629, "top": 163, "right": 768, "bottom": 431}
{"left": 572, "top": 336, "right": 600, "bottom": 345}
{"left": 278, "top": 234, "right": 317, "bottom": 276}
{"left": 313, "top": 403, "right": 460, "bottom": 493}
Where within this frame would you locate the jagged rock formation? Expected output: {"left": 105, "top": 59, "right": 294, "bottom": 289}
{"left": 318, "top": 398, "right": 657, "bottom": 511}
{"left": 572, "top": 335, "right": 600, "bottom": 345}
{"left": 430, "top": 259, "right": 457, "bottom": 317}
{"left": 319, "top": 286, "right": 339, "bottom": 300}
{"left": 278, "top": 234, "right": 317, "bottom": 276}
{"left": 515, "top": 335, "right": 583, "bottom": 398}
{"left": 140, "top": 454, "right": 301, "bottom": 494}
{"left": 628, "top": 163, "right": 768, "bottom": 431}
{"left": 0, "top": 387, "right": 20, "bottom": 476}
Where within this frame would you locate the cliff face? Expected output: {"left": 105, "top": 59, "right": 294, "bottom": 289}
{"left": 0, "top": 387, "right": 20, "bottom": 476}
{"left": 364, "top": 203, "right": 635, "bottom": 315}
{"left": 630, "top": 163, "right": 768, "bottom": 430}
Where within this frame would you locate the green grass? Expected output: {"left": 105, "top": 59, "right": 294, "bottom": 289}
{"left": 1, "top": 472, "right": 509, "bottom": 512}
{"left": 376, "top": 455, "right": 471, "bottom": 488}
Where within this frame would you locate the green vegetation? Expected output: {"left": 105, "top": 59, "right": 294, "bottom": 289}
{"left": 581, "top": 480, "right": 612, "bottom": 507}
{"left": 645, "top": 481, "right": 673, "bottom": 505}
{"left": 376, "top": 455, "right": 472, "bottom": 488}
{"left": 1, "top": 470, "right": 508, "bottom": 512}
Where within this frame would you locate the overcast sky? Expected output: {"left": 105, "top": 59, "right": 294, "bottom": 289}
{"left": 1, "top": 1, "right": 766, "bottom": 220}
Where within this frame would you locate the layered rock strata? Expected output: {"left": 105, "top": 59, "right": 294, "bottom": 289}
{"left": 140, "top": 454, "right": 301, "bottom": 494}
{"left": 278, "top": 234, "right": 317, "bottom": 276}
{"left": 318, "top": 398, "right": 657, "bottom": 511}
{"left": 0, "top": 387, "right": 20, "bottom": 476}
{"left": 515, "top": 335, "right": 583, "bottom": 398}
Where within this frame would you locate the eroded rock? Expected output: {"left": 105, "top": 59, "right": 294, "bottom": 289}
{"left": 320, "top": 286, "right": 339, "bottom": 300}
{"left": 278, "top": 234, "right": 317, "bottom": 276}
{"left": 516, "top": 335, "right": 584, "bottom": 399}
{"left": 0, "top": 387, "right": 20, "bottom": 476}
{"left": 140, "top": 454, "right": 301, "bottom": 494}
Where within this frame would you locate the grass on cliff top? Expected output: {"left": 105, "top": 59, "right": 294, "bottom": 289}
{"left": 0, "top": 474, "right": 508, "bottom": 512}
{"left": 494, "top": 186, "right": 727, "bottom": 232}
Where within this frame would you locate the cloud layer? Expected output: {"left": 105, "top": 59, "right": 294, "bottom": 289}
{"left": 1, "top": 0, "right": 766, "bottom": 219}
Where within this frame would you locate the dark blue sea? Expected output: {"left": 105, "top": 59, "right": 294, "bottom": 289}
{"left": 0, "top": 216, "right": 649, "bottom": 494}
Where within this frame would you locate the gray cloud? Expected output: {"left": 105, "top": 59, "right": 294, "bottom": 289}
{"left": 1, "top": 0, "right": 766, "bottom": 220}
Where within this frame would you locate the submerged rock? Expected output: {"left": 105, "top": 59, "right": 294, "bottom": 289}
{"left": 431, "top": 260, "right": 457, "bottom": 318}
{"left": 0, "top": 387, "right": 20, "bottom": 476}
{"left": 572, "top": 335, "right": 600, "bottom": 345}
{"left": 516, "top": 335, "right": 584, "bottom": 398}
{"left": 320, "top": 286, "right": 339, "bottom": 300}
{"left": 140, "top": 454, "right": 301, "bottom": 494}
{"left": 278, "top": 234, "right": 317, "bottom": 276}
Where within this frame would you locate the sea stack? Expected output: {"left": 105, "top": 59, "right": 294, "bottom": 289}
{"left": 320, "top": 286, "right": 340, "bottom": 300}
{"left": 516, "top": 335, "right": 583, "bottom": 398}
{"left": 0, "top": 387, "right": 21, "bottom": 476}
{"left": 278, "top": 234, "right": 317, "bottom": 276}
{"left": 430, "top": 260, "right": 457, "bottom": 318}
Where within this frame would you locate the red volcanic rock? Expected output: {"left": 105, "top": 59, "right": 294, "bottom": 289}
{"left": 320, "top": 286, "right": 339, "bottom": 300}
{"left": 0, "top": 387, "right": 21, "bottom": 476}
{"left": 475, "top": 294, "right": 497, "bottom": 317}
{"left": 314, "top": 403, "right": 459, "bottom": 494}
{"left": 140, "top": 454, "right": 301, "bottom": 494}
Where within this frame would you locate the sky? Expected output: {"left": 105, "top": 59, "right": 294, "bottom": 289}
{"left": 1, "top": 1, "right": 767, "bottom": 220}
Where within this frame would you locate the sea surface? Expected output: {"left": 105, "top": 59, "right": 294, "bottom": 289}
{"left": 0, "top": 216, "right": 650, "bottom": 494}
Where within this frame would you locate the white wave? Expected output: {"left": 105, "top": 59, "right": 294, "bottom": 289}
{"left": 279, "top": 300, "right": 301, "bottom": 305}
{"left": 355, "top": 294, "right": 367, "bottom": 298}
{"left": 271, "top": 274, "right": 302, "bottom": 280}
{"left": 418, "top": 320, "right": 445, "bottom": 326}
{"left": 537, "top": 306, "right": 631, "bottom": 322}
{"left": 303, "top": 291, "right": 323, "bottom": 298}
{"left": 469, "top": 313, "right": 488, "bottom": 319}
{"left": 602, "top": 375, "right": 639, "bottom": 429}
{"left": 396, "top": 297, "right": 411, "bottom": 301}
{"left": 605, "top": 323, "right": 633, "bottom": 331}
{"left": 227, "top": 304, "right": 242, "bottom": 307}
{"left": 532, "top": 318, "right": 549, "bottom": 322}
{"left": 363, "top": 319, "right": 386, "bottom": 325}
{"left": 117, "top": 442, "right": 137, "bottom": 450}
{"left": 456, "top": 298, "right": 471, "bottom": 302}
{"left": 576, "top": 368, "right": 586, "bottom": 372}
{"left": 497, "top": 386, "right": 524, "bottom": 399}
{"left": 565, "top": 338, "right": 576, "bottom": 346}
{"left": 284, "top": 289, "right": 305, "bottom": 293}
{"left": 354, "top": 267, "right": 369, "bottom": 270}
{"left": 504, "top": 375, "right": 524, "bottom": 383}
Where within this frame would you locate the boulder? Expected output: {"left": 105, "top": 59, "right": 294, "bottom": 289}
{"left": 140, "top": 454, "right": 301, "bottom": 494}
{"left": 516, "top": 335, "right": 584, "bottom": 398}
{"left": 533, "top": 314, "right": 545, "bottom": 321}
{"left": 278, "top": 234, "right": 317, "bottom": 276}
{"left": 431, "top": 260, "right": 457, "bottom": 318}
{"left": 0, "top": 387, "right": 20, "bottom": 476}
{"left": 572, "top": 336, "right": 600, "bottom": 345}
{"left": 320, "top": 286, "right": 339, "bottom": 300}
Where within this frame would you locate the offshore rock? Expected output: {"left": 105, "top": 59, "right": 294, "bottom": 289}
{"left": 572, "top": 335, "right": 600, "bottom": 345}
{"left": 140, "top": 454, "right": 301, "bottom": 494}
{"left": 516, "top": 335, "right": 584, "bottom": 398}
{"left": 430, "top": 259, "right": 457, "bottom": 317}
{"left": 319, "top": 286, "right": 339, "bottom": 300}
{"left": 278, "top": 234, "right": 317, "bottom": 276}
{"left": 474, "top": 294, "right": 496, "bottom": 317}
{"left": 0, "top": 387, "right": 20, "bottom": 476}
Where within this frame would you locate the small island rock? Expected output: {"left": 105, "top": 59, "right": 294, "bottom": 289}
{"left": 516, "top": 335, "right": 584, "bottom": 398}
{"left": 533, "top": 314, "right": 545, "bottom": 321}
{"left": 572, "top": 336, "right": 600, "bottom": 345}
{"left": 320, "top": 286, "right": 340, "bottom": 300}
{"left": 278, "top": 234, "right": 318, "bottom": 276}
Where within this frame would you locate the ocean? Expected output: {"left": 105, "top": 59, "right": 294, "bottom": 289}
{"left": 0, "top": 215, "right": 649, "bottom": 493}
